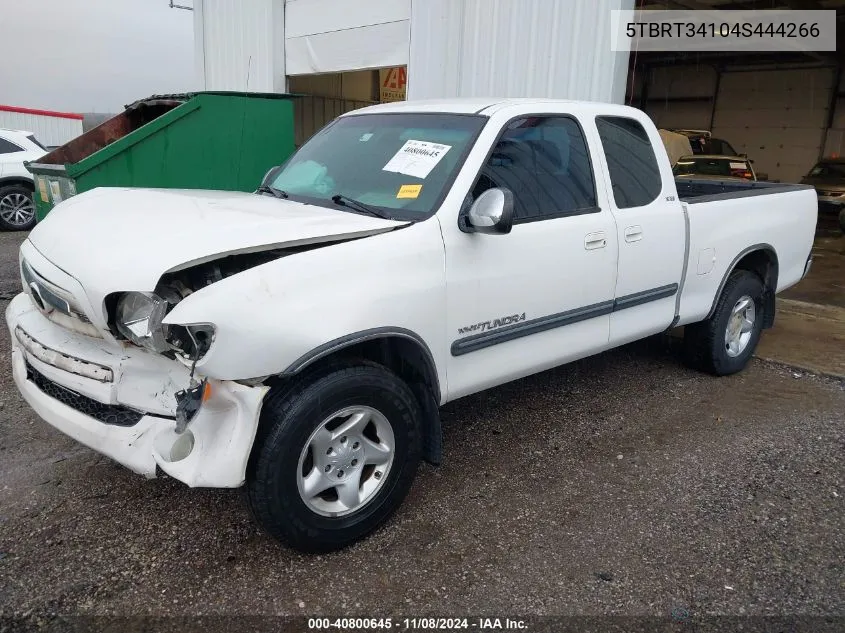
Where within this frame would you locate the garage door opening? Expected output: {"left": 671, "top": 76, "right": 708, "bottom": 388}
{"left": 288, "top": 66, "right": 407, "bottom": 146}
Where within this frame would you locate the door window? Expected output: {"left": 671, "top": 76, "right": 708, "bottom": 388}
{"left": 472, "top": 116, "right": 598, "bottom": 223}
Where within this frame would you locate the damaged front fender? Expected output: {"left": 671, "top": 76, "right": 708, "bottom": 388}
{"left": 8, "top": 293, "right": 270, "bottom": 488}
{"left": 151, "top": 379, "right": 269, "bottom": 487}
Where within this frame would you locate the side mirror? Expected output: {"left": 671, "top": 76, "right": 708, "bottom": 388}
{"left": 463, "top": 188, "right": 514, "bottom": 234}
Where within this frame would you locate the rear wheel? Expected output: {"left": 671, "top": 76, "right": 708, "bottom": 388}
{"left": 246, "top": 361, "right": 421, "bottom": 552}
{"left": 684, "top": 270, "right": 765, "bottom": 376}
{"left": 0, "top": 185, "right": 36, "bottom": 231}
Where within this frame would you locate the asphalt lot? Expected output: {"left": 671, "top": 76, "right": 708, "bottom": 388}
{"left": 0, "top": 228, "right": 843, "bottom": 627}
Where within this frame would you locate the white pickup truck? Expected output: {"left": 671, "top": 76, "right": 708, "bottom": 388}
{"left": 6, "top": 98, "right": 816, "bottom": 551}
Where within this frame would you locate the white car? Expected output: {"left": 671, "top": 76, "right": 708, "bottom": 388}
{"left": 0, "top": 128, "right": 46, "bottom": 230}
{"left": 5, "top": 99, "right": 817, "bottom": 552}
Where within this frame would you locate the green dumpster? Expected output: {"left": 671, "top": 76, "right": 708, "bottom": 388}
{"left": 26, "top": 91, "right": 296, "bottom": 221}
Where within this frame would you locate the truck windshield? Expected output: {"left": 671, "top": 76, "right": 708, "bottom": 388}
{"left": 808, "top": 162, "right": 845, "bottom": 179}
{"left": 267, "top": 113, "right": 487, "bottom": 220}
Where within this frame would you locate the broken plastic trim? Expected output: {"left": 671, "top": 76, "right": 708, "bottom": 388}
{"left": 175, "top": 379, "right": 206, "bottom": 433}
{"left": 15, "top": 326, "right": 114, "bottom": 383}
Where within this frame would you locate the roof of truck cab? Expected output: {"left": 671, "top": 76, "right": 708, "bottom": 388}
{"left": 345, "top": 98, "right": 642, "bottom": 116}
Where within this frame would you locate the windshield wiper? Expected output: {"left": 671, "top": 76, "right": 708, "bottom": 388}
{"left": 331, "top": 194, "right": 393, "bottom": 220}
{"left": 256, "top": 185, "right": 289, "bottom": 199}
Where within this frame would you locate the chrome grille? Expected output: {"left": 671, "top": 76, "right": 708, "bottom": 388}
{"left": 21, "top": 260, "right": 91, "bottom": 324}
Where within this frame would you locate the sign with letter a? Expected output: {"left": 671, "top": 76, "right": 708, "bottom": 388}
{"left": 379, "top": 66, "right": 407, "bottom": 102}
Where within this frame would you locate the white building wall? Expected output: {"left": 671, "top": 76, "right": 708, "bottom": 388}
{"left": 194, "top": 0, "right": 285, "bottom": 92}
{"left": 407, "top": 0, "right": 634, "bottom": 104}
{"left": 195, "top": 0, "right": 631, "bottom": 104}
{"left": 0, "top": 110, "right": 83, "bottom": 147}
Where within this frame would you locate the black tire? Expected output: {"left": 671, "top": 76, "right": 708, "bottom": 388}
{"left": 839, "top": 208, "right": 845, "bottom": 234}
{"left": 684, "top": 270, "right": 765, "bottom": 376}
{"left": 0, "top": 184, "right": 37, "bottom": 231}
{"left": 246, "top": 361, "right": 422, "bottom": 552}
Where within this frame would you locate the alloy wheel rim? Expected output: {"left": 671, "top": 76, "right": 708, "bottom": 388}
{"left": 725, "top": 295, "right": 756, "bottom": 358}
{"left": 0, "top": 193, "right": 35, "bottom": 227}
{"left": 296, "top": 405, "right": 395, "bottom": 517}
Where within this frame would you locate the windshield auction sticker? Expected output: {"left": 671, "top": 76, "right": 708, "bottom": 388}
{"left": 383, "top": 140, "right": 451, "bottom": 179}
{"left": 396, "top": 184, "right": 422, "bottom": 198}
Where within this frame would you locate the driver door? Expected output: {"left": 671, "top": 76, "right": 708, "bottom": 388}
{"left": 440, "top": 111, "right": 619, "bottom": 400}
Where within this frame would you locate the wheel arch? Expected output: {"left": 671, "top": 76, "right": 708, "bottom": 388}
{"left": 280, "top": 328, "right": 444, "bottom": 465}
{"left": 707, "top": 243, "right": 779, "bottom": 328}
{"left": 0, "top": 176, "right": 35, "bottom": 190}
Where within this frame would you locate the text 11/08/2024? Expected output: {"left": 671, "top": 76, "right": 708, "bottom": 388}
{"left": 308, "top": 618, "right": 528, "bottom": 631}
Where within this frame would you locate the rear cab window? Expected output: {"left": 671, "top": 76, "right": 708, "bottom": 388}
{"left": 0, "top": 138, "right": 24, "bottom": 155}
{"left": 27, "top": 135, "right": 47, "bottom": 151}
{"left": 595, "top": 116, "right": 662, "bottom": 208}
{"left": 709, "top": 139, "right": 738, "bottom": 156}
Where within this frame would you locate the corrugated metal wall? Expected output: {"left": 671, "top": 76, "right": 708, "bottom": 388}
{"left": 407, "top": 0, "right": 633, "bottom": 103}
{"left": 196, "top": 0, "right": 285, "bottom": 92}
{"left": 196, "top": 0, "right": 633, "bottom": 104}
{"left": 0, "top": 111, "right": 83, "bottom": 147}
{"left": 293, "top": 96, "right": 377, "bottom": 146}
{"left": 288, "top": 72, "right": 378, "bottom": 145}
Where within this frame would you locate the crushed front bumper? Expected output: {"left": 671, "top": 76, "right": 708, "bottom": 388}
{"left": 6, "top": 293, "right": 268, "bottom": 487}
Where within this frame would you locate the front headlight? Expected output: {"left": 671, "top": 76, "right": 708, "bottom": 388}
{"left": 115, "top": 292, "right": 170, "bottom": 353}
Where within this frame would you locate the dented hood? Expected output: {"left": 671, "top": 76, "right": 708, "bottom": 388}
{"left": 27, "top": 187, "right": 406, "bottom": 297}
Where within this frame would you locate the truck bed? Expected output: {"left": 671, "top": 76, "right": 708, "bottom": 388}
{"left": 674, "top": 176, "right": 817, "bottom": 330}
{"left": 676, "top": 178, "right": 814, "bottom": 203}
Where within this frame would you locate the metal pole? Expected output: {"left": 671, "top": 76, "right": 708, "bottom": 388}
{"left": 821, "top": 64, "right": 842, "bottom": 160}
{"left": 708, "top": 66, "right": 721, "bottom": 131}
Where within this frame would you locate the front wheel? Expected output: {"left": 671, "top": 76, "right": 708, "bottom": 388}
{"left": 684, "top": 270, "right": 765, "bottom": 376}
{"left": 0, "top": 185, "right": 37, "bottom": 231}
{"left": 246, "top": 361, "right": 422, "bottom": 552}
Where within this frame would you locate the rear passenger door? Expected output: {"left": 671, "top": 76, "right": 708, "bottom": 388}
{"left": 442, "top": 112, "right": 619, "bottom": 400}
{"left": 0, "top": 137, "right": 26, "bottom": 177}
{"left": 594, "top": 114, "right": 686, "bottom": 346}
